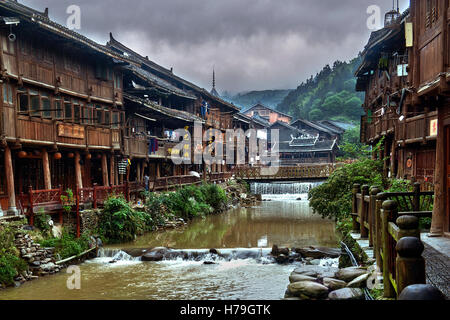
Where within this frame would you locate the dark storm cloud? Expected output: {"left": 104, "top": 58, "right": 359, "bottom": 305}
{"left": 21, "top": 0, "right": 409, "bottom": 93}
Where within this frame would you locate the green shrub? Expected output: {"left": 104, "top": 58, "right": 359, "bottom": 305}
{"left": 308, "top": 159, "right": 385, "bottom": 220}
{"left": 98, "top": 195, "right": 151, "bottom": 243}
{"left": 39, "top": 232, "right": 90, "bottom": 260}
{"left": 198, "top": 184, "right": 228, "bottom": 212}
{"left": 34, "top": 209, "right": 51, "bottom": 236}
{"left": 0, "top": 253, "right": 27, "bottom": 286}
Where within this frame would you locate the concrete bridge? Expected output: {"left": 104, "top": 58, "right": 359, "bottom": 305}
{"left": 233, "top": 164, "right": 338, "bottom": 181}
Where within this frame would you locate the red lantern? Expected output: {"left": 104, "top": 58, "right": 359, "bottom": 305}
{"left": 54, "top": 152, "right": 62, "bottom": 160}
{"left": 85, "top": 153, "right": 92, "bottom": 160}
{"left": 67, "top": 153, "right": 74, "bottom": 159}
{"left": 18, "top": 151, "right": 27, "bottom": 158}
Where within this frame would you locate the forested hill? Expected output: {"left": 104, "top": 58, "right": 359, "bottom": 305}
{"left": 277, "top": 57, "right": 364, "bottom": 123}
{"left": 222, "top": 90, "right": 292, "bottom": 110}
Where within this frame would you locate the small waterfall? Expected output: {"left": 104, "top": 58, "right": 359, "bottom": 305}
{"left": 97, "top": 248, "right": 141, "bottom": 262}
{"left": 250, "top": 181, "right": 324, "bottom": 195}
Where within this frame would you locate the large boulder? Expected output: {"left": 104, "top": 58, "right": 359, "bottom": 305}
{"left": 328, "top": 288, "right": 364, "bottom": 300}
{"left": 295, "top": 246, "right": 341, "bottom": 259}
{"left": 289, "top": 274, "right": 316, "bottom": 283}
{"left": 335, "top": 267, "right": 367, "bottom": 282}
{"left": 347, "top": 273, "right": 369, "bottom": 288}
{"left": 322, "top": 277, "right": 347, "bottom": 291}
{"left": 293, "top": 265, "right": 339, "bottom": 279}
{"left": 288, "top": 281, "right": 329, "bottom": 299}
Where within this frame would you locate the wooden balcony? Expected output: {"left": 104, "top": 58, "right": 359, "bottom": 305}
{"left": 124, "top": 136, "right": 178, "bottom": 159}
{"left": 395, "top": 112, "right": 438, "bottom": 144}
{"left": 363, "top": 110, "right": 397, "bottom": 143}
{"left": 15, "top": 117, "right": 121, "bottom": 150}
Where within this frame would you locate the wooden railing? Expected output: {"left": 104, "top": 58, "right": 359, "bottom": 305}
{"left": 18, "top": 171, "right": 234, "bottom": 237}
{"left": 351, "top": 183, "right": 432, "bottom": 298}
{"left": 234, "top": 164, "right": 337, "bottom": 180}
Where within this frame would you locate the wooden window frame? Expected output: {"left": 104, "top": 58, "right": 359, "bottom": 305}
{"left": 64, "top": 97, "right": 73, "bottom": 122}
{"left": 54, "top": 97, "right": 63, "bottom": 120}
{"left": 41, "top": 92, "right": 52, "bottom": 119}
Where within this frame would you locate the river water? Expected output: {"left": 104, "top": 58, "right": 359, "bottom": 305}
{"left": 0, "top": 187, "right": 338, "bottom": 300}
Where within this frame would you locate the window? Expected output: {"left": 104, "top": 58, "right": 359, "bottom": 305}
{"left": 64, "top": 98, "right": 72, "bottom": 121}
{"left": 41, "top": 93, "right": 51, "bottom": 118}
{"left": 104, "top": 110, "right": 110, "bottom": 127}
{"left": 95, "top": 107, "right": 103, "bottom": 125}
{"left": 73, "top": 100, "right": 81, "bottom": 123}
{"left": 111, "top": 112, "right": 119, "bottom": 129}
{"left": 426, "top": 0, "right": 439, "bottom": 29}
{"left": 30, "top": 90, "right": 40, "bottom": 117}
{"left": 82, "top": 105, "right": 89, "bottom": 124}
{"left": 18, "top": 88, "right": 29, "bottom": 113}
{"left": 55, "top": 98, "right": 63, "bottom": 120}
{"left": 3, "top": 83, "right": 13, "bottom": 104}
{"left": 114, "top": 73, "right": 121, "bottom": 89}
{"left": 95, "top": 65, "right": 113, "bottom": 81}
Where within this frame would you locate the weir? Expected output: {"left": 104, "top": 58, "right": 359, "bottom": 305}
{"left": 250, "top": 181, "right": 324, "bottom": 195}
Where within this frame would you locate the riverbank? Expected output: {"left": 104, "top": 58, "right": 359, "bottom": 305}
{"left": 0, "top": 180, "right": 257, "bottom": 290}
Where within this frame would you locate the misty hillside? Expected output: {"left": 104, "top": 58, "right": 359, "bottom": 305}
{"left": 277, "top": 57, "right": 364, "bottom": 123}
{"left": 222, "top": 90, "right": 292, "bottom": 110}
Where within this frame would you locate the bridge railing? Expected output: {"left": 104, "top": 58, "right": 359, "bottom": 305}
{"left": 351, "top": 183, "right": 432, "bottom": 298}
{"left": 233, "top": 163, "right": 338, "bottom": 180}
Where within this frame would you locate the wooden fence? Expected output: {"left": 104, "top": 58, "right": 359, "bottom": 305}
{"left": 351, "top": 183, "right": 432, "bottom": 298}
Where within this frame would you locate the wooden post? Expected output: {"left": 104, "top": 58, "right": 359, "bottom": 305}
{"left": 93, "top": 185, "right": 97, "bottom": 209}
{"left": 369, "top": 186, "right": 381, "bottom": 247}
{"left": 360, "top": 185, "right": 369, "bottom": 239}
{"left": 396, "top": 235, "right": 425, "bottom": 296}
{"left": 430, "top": 108, "right": 445, "bottom": 236}
{"left": 382, "top": 200, "right": 397, "bottom": 298}
{"left": 4, "top": 145, "right": 18, "bottom": 215}
{"left": 28, "top": 186, "right": 34, "bottom": 225}
{"left": 125, "top": 181, "right": 130, "bottom": 202}
{"left": 390, "top": 139, "right": 396, "bottom": 178}
{"left": 75, "top": 152, "right": 83, "bottom": 189}
{"left": 101, "top": 154, "right": 109, "bottom": 187}
{"left": 156, "top": 162, "right": 161, "bottom": 178}
{"left": 352, "top": 184, "right": 361, "bottom": 232}
{"left": 110, "top": 154, "right": 115, "bottom": 186}
{"left": 412, "top": 182, "right": 420, "bottom": 211}
{"left": 375, "top": 193, "right": 385, "bottom": 271}
{"left": 42, "top": 148, "right": 51, "bottom": 190}
{"left": 137, "top": 160, "right": 141, "bottom": 183}
{"left": 76, "top": 185, "right": 80, "bottom": 238}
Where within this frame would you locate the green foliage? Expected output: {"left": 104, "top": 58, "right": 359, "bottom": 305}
{"left": 338, "top": 125, "right": 371, "bottom": 160}
{"left": 278, "top": 57, "right": 364, "bottom": 122}
{"left": 0, "top": 253, "right": 27, "bottom": 286}
{"left": 98, "top": 195, "right": 150, "bottom": 243}
{"left": 34, "top": 209, "right": 51, "bottom": 236}
{"left": 39, "top": 231, "right": 90, "bottom": 260}
{"left": 60, "top": 188, "right": 74, "bottom": 214}
{"left": 0, "top": 223, "right": 27, "bottom": 286}
{"left": 308, "top": 159, "right": 385, "bottom": 220}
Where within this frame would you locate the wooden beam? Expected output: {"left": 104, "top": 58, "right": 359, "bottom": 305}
{"left": 110, "top": 155, "right": 115, "bottom": 186}
{"left": 4, "top": 146, "right": 17, "bottom": 215}
{"left": 101, "top": 153, "right": 109, "bottom": 187}
{"left": 42, "top": 148, "right": 52, "bottom": 189}
{"left": 75, "top": 152, "right": 83, "bottom": 189}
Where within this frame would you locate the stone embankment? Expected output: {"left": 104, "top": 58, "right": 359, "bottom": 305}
{"left": 271, "top": 245, "right": 376, "bottom": 300}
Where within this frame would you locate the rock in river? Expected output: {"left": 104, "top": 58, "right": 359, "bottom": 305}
{"left": 289, "top": 274, "right": 316, "bottom": 283}
{"left": 293, "top": 265, "right": 339, "bottom": 279}
{"left": 322, "top": 277, "right": 347, "bottom": 291}
{"left": 295, "top": 246, "right": 341, "bottom": 259}
{"left": 328, "top": 288, "right": 364, "bottom": 300}
{"left": 347, "top": 273, "right": 369, "bottom": 288}
{"left": 335, "top": 267, "right": 367, "bottom": 282}
{"left": 288, "top": 281, "right": 329, "bottom": 299}
{"left": 141, "top": 247, "right": 170, "bottom": 262}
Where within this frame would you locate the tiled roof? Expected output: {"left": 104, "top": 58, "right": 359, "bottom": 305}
{"left": 291, "top": 118, "right": 335, "bottom": 135}
{"left": 126, "top": 64, "right": 197, "bottom": 100}
{"left": 124, "top": 93, "right": 203, "bottom": 124}
{"left": 279, "top": 139, "right": 338, "bottom": 153}
{"left": 0, "top": 0, "right": 133, "bottom": 63}
{"left": 242, "top": 103, "right": 293, "bottom": 119}
{"left": 107, "top": 34, "right": 239, "bottom": 112}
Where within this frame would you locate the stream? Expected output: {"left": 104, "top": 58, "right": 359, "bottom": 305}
{"left": 0, "top": 184, "right": 338, "bottom": 300}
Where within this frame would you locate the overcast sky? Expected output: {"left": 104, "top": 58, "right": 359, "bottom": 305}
{"left": 21, "top": 0, "right": 409, "bottom": 94}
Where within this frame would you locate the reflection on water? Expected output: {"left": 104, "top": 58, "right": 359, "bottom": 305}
{"left": 0, "top": 197, "right": 337, "bottom": 300}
